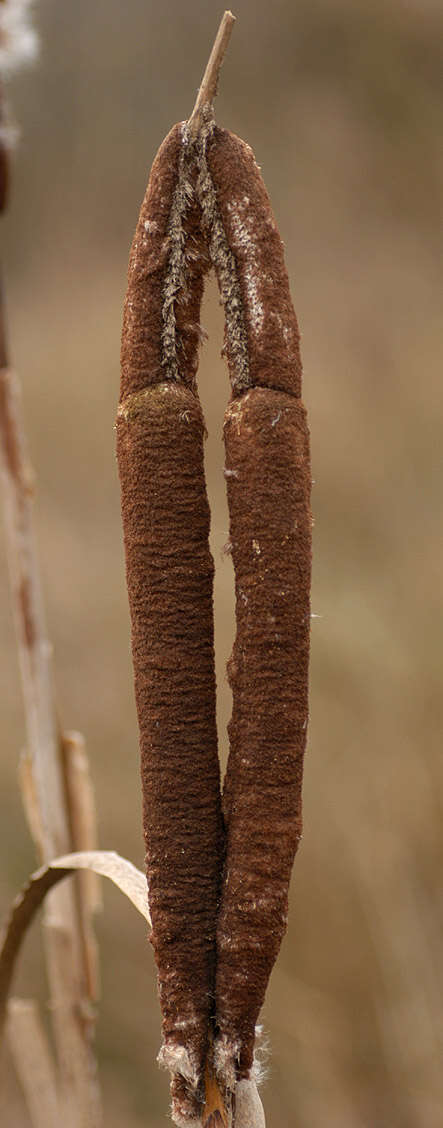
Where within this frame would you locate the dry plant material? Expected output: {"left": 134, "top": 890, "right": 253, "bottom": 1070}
{"left": 6, "top": 999, "right": 59, "bottom": 1128}
{"left": 0, "top": 850, "right": 151, "bottom": 1038}
{"left": 0, "top": 14, "right": 103, "bottom": 1124}
{"left": 118, "top": 13, "right": 311, "bottom": 1125}
{"left": 0, "top": 362, "right": 102, "bottom": 1128}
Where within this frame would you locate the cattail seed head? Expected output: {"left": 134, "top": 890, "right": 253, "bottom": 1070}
{"left": 118, "top": 107, "right": 311, "bottom": 1123}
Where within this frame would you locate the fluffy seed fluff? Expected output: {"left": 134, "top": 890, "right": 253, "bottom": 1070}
{"left": 0, "top": 0, "right": 38, "bottom": 77}
{"left": 157, "top": 1041, "right": 200, "bottom": 1090}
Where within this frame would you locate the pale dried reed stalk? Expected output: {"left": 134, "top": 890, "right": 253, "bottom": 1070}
{"left": 0, "top": 302, "right": 102, "bottom": 1128}
{"left": 0, "top": 5, "right": 101, "bottom": 1124}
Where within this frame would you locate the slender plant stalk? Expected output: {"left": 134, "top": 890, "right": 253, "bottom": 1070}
{"left": 188, "top": 10, "right": 235, "bottom": 139}
{"left": 0, "top": 296, "right": 101, "bottom": 1124}
{"left": 0, "top": 9, "right": 101, "bottom": 1119}
{"left": 6, "top": 999, "right": 59, "bottom": 1128}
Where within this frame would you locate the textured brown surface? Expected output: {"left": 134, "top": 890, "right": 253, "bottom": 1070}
{"left": 116, "top": 383, "right": 224, "bottom": 1119}
{"left": 206, "top": 124, "right": 311, "bottom": 1088}
{"left": 2, "top": 10, "right": 440, "bottom": 1125}
{"left": 206, "top": 127, "right": 303, "bottom": 397}
{"left": 120, "top": 122, "right": 212, "bottom": 403}
{"left": 170, "top": 163, "right": 211, "bottom": 390}
{"left": 118, "top": 115, "right": 311, "bottom": 1117}
{"left": 120, "top": 124, "right": 181, "bottom": 400}
{"left": 215, "top": 388, "right": 311, "bottom": 1082}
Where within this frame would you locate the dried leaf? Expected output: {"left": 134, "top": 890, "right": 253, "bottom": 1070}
{"left": 0, "top": 850, "right": 149, "bottom": 1039}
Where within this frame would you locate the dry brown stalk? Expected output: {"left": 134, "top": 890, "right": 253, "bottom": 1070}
{"left": 0, "top": 851, "right": 150, "bottom": 1031}
{"left": 0, "top": 26, "right": 102, "bottom": 1115}
{"left": 0, "top": 303, "right": 101, "bottom": 1122}
{"left": 0, "top": 26, "right": 102, "bottom": 1113}
{"left": 18, "top": 748, "right": 46, "bottom": 861}
{"left": 62, "top": 730, "right": 102, "bottom": 1001}
{"left": 202, "top": 1058, "right": 229, "bottom": 1128}
{"left": 6, "top": 998, "right": 59, "bottom": 1128}
{"left": 188, "top": 11, "right": 235, "bottom": 140}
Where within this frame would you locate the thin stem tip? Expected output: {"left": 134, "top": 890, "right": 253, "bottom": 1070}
{"left": 188, "top": 10, "right": 236, "bottom": 139}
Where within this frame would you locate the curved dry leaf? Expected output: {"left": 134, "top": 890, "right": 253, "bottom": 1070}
{"left": 0, "top": 850, "right": 150, "bottom": 1038}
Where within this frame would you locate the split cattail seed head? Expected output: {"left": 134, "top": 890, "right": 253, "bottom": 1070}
{"left": 118, "top": 13, "right": 311, "bottom": 1125}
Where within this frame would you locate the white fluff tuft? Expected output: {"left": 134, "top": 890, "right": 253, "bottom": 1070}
{"left": 170, "top": 1112, "right": 202, "bottom": 1128}
{"left": 213, "top": 1033, "right": 239, "bottom": 1095}
{"left": 251, "top": 1024, "right": 269, "bottom": 1087}
{"left": 157, "top": 1040, "right": 199, "bottom": 1088}
{"left": 0, "top": 0, "right": 38, "bottom": 76}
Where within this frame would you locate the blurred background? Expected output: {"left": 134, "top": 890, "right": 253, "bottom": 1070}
{"left": 1, "top": 0, "right": 443, "bottom": 1124}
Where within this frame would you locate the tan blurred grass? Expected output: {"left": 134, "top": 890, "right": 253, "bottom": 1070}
{"left": 1, "top": 0, "right": 443, "bottom": 1124}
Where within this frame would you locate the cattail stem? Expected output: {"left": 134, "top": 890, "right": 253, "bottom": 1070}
{"left": 203, "top": 1058, "right": 229, "bottom": 1127}
{"left": 188, "top": 11, "right": 235, "bottom": 139}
